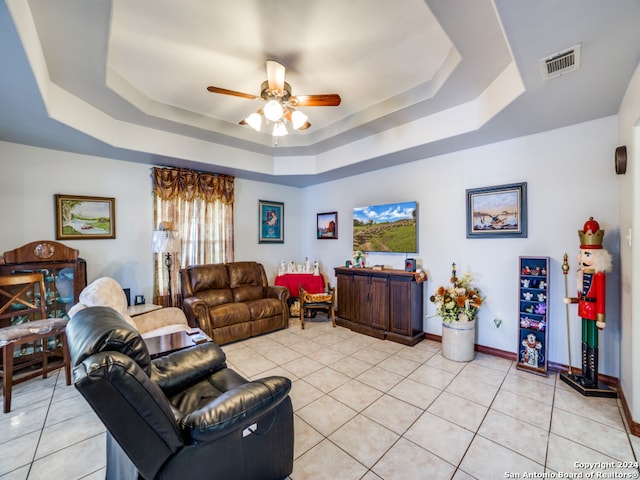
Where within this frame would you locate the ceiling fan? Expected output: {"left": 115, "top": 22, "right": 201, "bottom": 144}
{"left": 206, "top": 60, "right": 341, "bottom": 137}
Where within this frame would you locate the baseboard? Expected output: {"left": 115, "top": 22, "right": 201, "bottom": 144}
{"left": 422, "top": 332, "right": 637, "bottom": 435}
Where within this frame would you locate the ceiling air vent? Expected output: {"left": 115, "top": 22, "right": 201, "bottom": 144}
{"left": 540, "top": 44, "right": 581, "bottom": 80}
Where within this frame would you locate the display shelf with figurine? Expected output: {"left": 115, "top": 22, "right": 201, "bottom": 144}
{"left": 516, "top": 256, "right": 550, "bottom": 376}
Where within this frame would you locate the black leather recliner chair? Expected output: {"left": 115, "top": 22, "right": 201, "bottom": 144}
{"left": 66, "top": 306, "right": 294, "bottom": 480}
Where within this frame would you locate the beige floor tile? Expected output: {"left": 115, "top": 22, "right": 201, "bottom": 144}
{"left": 491, "top": 388, "right": 552, "bottom": 431}
{"left": 27, "top": 433, "right": 106, "bottom": 480}
{"left": 292, "top": 439, "right": 368, "bottom": 480}
{"left": 472, "top": 352, "right": 513, "bottom": 373}
{"left": 330, "top": 379, "right": 383, "bottom": 411}
{"left": 500, "top": 373, "right": 555, "bottom": 404}
{"left": 428, "top": 391, "right": 488, "bottom": 432}
{"left": 329, "top": 355, "right": 373, "bottom": 378}
{"left": 351, "top": 347, "right": 392, "bottom": 365}
{"left": 289, "top": 379, "right": 325, "bottom": 410}
{"left": 554, "top": 386, "right": 625, "bottom": 431}
{"left": 282, "top": 355, "right": 324, "bottom": 377}
{"left": 425, "top": 353, "right": 467, "bottom": 375}
{"left": 408, "top": 363, "right": 456, "bottom": 389}
{"left": 43, "top": 393, "right": 95, "bottom": 427}
{"left": 0, "top": 430, "right": 40, "bottom": 476}
{"left": 305, "top": 346, "right": 348, "bottom": 366}
{"left": 362, "top": 394, "right": 423, "bottom": 435}
{"left": 8, "top": 326, "right": 640, "bottom": 480}
{"left": 459, "top": 435, "right": 544, "bottom": 479}
{"left": 293, "top": 415, "right": 324, "bottom": 459}
{"left": 296, "top": 394, "right": 357, "bottom": 436}
{"left": 0, "top": 402, "right": 49, "bottom": 444}
{"left": 551, "top": 408, "right": 635, "bottom": 461}
{"left": 546, "top": 433, "right": 637, "bottom": 475}
{"left": 372, "top": 437, "right": 456, "bottom": 480}
{"left": 445, "top": 376, "right": 499, "bottom": 407}
{"left": 396, "top": 341, "right": 438, "bottom": 359}
{"left": 457, "top": 361, "right": 508, "bottom": 387}
{"left": 356, "top": 365, "right": 404, "bottom": 392}
{"left": 404, "top": 412, "right": 474, "bottom": 466}
{"left": 377, "top": 353, "right": 421, "bottom": 377}
{"left": 303, "top": 366, "right": 350, "bottom": 393}
{"left": 477, "top": 409, "right": 548, "bottom": 465}
{"left": 35, "top": 410, "right": 105, "bottom": 459}
{"left": 387, "top": 377, "right": 441, "bottom": 409}
{"left": 329, "top": 414, "right": 399, "bottom": 467}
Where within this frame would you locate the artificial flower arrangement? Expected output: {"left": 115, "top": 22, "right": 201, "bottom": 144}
{"left": 353, "top": 250, "right": 365, "bottom": 267}
{"left": 430, "top": 262, "right": 484, "bottom": 323}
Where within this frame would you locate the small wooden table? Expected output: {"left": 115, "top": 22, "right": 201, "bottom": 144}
{"left": 144, "top": 329, "right": 211, "bottom": 359}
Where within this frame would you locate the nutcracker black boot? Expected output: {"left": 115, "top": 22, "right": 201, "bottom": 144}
{"left": 581, "top": 341, "right": 588, "bottom": 381}
{"left": 583, "top": 345, "right": 598, "bottom": 388}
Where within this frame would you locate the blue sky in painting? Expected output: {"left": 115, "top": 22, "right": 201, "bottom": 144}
{"left": 353, "top": 201, "right": 416, "bottom": 224}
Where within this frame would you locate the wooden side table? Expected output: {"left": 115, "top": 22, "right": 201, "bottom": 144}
{"left": 144, "top": 329, "right": 211, "bottom": 359}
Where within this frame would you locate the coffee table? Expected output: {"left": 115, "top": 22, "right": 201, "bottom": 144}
{"left": 144, "top": 329, "right": 211, "bottom": 359}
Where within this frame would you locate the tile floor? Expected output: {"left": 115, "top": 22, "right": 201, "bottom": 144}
{"left": 2, "top": 315, "right": 640, "bottom": 480}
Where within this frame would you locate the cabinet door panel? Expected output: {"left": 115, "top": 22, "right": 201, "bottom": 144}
{"left": 388, "top": 277, "right": 412, "bottom": 335}
{"left": 336, "top": 273, "right": 353, "bottom": 320}
{"left": 352, "top": 275, "right": 369, "bottom": 324}
{"left": 369, "top": 276, "right": 389, "bottom": 330}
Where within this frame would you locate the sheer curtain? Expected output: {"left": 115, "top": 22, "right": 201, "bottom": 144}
{"left": 152, "top": 167, "right": 234, "bottom": 306}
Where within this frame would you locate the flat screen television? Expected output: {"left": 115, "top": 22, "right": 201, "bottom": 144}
{"left": 353, "top": 201, "right": 417, "bottom": 253}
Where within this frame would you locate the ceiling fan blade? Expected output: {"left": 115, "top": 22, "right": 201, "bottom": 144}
{"left": 206, "top": 86, "right": 258, "bottom": 100}
{"left": 291, "top": 94, "right": 341, "bottom": 107}
{"left": 266, "top": 60, "right": 286, "bottom": 97}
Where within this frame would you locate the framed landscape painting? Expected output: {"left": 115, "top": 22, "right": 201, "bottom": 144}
{"left": 55, "top": 194, "right": 116, "bottom": 240}
{"left": 317, "top": 212, "right": 338, "bottom": 239}
{"left": 466, "top": 182, "right": 527, "bottom": 238}
{"left": 259, "top": 200, "right": 284, "bottom": 243}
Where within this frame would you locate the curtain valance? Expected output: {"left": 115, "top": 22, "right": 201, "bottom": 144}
{"left": 152, "top": 167, "right": 234, "bottom": 204}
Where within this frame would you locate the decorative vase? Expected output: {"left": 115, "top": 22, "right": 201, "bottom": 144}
{"left": 441, "top": 318, "right": 476, "bottom": 362}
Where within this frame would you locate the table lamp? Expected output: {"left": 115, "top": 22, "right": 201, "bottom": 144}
{"left": 152, "top": 221, "right": 179, "bottom": 307}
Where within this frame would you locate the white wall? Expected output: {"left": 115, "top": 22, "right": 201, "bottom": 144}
{"left": 0, "top": 142, "right": 301, "bottom": 302}
{"left": 0, "top": 144, "right": 156, "bottom": 299}
{"left": 617, "top": 61, "right": 640, "bottom": 419}
{"left": 301, "top": 116, "right": 620, "bottom": 376}
{"left": 0, "top": 116, "right": 622, "bottom": 380}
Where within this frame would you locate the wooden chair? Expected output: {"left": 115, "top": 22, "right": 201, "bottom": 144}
{"left": 299, "top": 282, "right": 336, "bottom": 329}
{"left": 0, "top": 273, "right": 71, "bottom": 413}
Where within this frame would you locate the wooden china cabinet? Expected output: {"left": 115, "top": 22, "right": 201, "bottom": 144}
{"left": 0, "top": 240, "right": 87, "bottom": 324}
{"left": 334, "top": 267, "right": 425, "bottom": 346}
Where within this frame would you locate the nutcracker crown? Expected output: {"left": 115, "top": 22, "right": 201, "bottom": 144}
{"left": 578, "top": 216, "right": 604, "bottom": 249}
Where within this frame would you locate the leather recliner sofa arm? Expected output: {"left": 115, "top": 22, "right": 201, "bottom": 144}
{"left": 181, "top": 296, "right": 212, "bottom": 331}
{"left": 151, "top": 343, "right": 228, "bottom": 394}
{"left": 266, "top": 285, "right": 290, "bottom": 303}
{"left": 179, "top": 376, "right": 292, "bottom": 444}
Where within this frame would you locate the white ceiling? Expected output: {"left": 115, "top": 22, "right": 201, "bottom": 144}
{"left": 1, "top": 0, "right": 639, "bottom": 186}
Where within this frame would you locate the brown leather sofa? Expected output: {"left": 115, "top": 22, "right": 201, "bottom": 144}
{"left": 180, "top": 262, "right": 290, "bottom": 345}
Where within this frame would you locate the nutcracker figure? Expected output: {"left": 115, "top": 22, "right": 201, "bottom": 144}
{"left": 561, "top": 217, "right": 616, "bottom": 397}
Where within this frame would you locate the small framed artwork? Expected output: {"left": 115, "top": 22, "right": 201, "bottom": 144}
{"left": 55, "top": 194, "right": 116, "bottom": 240}
{"left": 317, "top": 212, "right": 338, "bottom": 239}
{"left": 466, "top": 182, "right": 527, "bottom": 238}
{"left": 258, "top": 200, "right": 284, "bottom": 243}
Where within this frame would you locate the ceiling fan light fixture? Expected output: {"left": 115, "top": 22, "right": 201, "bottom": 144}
{"left": 273, "top": 122, "right": 288, "bottom": 137}
{"left": 263, "top": 99, "right": 284, "bottom": 122}
{"left": 244, "top": 112, "right": 262, "bottom": 131}
{"left": 291, "top": 110, "right": 309, "bottom": 130}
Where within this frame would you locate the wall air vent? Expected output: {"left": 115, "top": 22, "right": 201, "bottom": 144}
{"left": 540, "top": 44, "right": 581, "bottom": 80}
